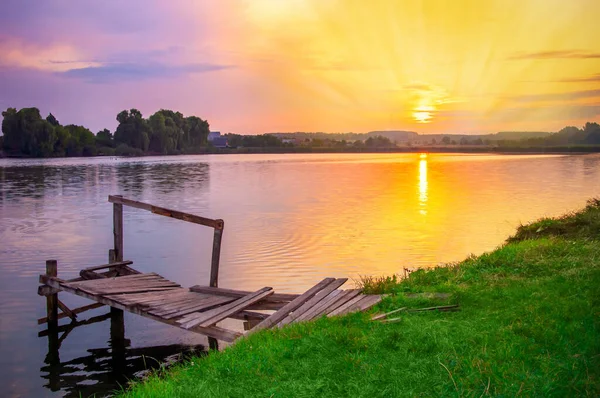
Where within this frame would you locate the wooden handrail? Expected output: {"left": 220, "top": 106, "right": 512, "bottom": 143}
{"left": 108, "top": 195, "right": 223, "bottom": 229}
{"left": 108, "top": 195, "right": 224, "bottom": 287}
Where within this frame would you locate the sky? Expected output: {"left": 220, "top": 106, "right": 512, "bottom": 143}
{"left": 1, "top": 0, "right": 599, "bottom": 134}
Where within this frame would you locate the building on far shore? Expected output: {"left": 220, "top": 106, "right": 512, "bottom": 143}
{"left": 208, "top": 131, "right": 228, "bottom": 148}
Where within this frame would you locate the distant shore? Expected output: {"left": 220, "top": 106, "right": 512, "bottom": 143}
{"left": 2, "top": 145, "right": 600, "bottom": 160}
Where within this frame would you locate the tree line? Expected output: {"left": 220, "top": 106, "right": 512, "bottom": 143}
{"left": 1, "top": 107, "right": 211, "bottom": 157}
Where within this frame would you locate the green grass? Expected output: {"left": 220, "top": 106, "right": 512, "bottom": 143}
{"left": 121, "top": 200, "right": 600, "bottom": 397}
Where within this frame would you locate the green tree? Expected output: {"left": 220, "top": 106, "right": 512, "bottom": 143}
{"left": 46, "top": 113, "right": 60, "bottom": 126}
{"left": 114, "top": 109, "right": 150, "bottom": 151}
{"left": 96, "top": 128, "right": 114, "bottom": 148}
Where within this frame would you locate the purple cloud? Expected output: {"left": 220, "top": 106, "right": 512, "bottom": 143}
{"left": 59, "top": 62, "right": 234, "bottom": 83}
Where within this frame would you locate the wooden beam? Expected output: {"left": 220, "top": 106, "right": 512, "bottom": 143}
{"left": 113, "top": 195, "right": 124, "bottom": 262}
{"left": 57, "top": 299, "right": 77, "bottom": 321}
{"left": 189, "top": 285, "right": 299, "bottom": 302}
{"left": 83, "top": 261, "right": 133, "bottom": 272}
{"left": 251, "top": 278, "right": 336, "bottom": 332}
{"left": 108, "top": 195, "right": 223, "bottom": 229}
{"left": 209, "top": 227, "right": 223, "bottom": 288}
{"left": 46, "top": 260, "right": 58, "bottom": 326}
{"left": 40, "top": 275, "right": 241, "bottom": 342}
{"left": 38, "top": 302, "right": 105, "bottom": 325}
{"left": 371, "top": 307, "right": 407, "bottom": 321}
{"left": 39, "top": 312, "right": 111, "bottom": 337}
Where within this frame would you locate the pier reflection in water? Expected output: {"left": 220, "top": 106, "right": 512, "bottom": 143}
{"left": 41, "top": 309, "right": 207, "bottom": 397}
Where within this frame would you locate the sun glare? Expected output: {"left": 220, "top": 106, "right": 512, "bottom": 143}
{"left": 413, "top": 110, "right": 432, "bottom": 123}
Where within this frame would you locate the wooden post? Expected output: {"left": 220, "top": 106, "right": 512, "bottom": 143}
{"left": 45, "top": 260, "right": 58, "bottom": 328}
{"left": 113, "top": 195, "right": 124, "bottom": 262}
{"left": 209, "top": 221, "right": 224, "bottom": 288}
{"left": 108, "top": 249, "right": 116, "bottom": 263}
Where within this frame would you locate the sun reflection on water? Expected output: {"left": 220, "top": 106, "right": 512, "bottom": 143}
{"left": 418, "top": 156, "right": 428, "bottom": 215}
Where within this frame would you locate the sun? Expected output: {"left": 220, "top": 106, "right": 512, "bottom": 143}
{"left": 413, "top": 110, "right": 432, "bottom": 123}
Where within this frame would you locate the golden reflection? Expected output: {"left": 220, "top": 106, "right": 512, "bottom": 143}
{"left": 418, "top": 157, "right": 428, "bottom": 214}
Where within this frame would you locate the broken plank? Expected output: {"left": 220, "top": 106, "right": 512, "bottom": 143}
{"left": 277, "top": 278, "right": 348, "bottom": 327}
{"left": 332, "top": 295, "right": 382, "bottom": 316}
{"left": 371, "top": 307, "right": 407, "bottom": 321}
{"left": 179, "top": 287, "right": 274, "bottom": 329}
{"left": 321, "top": 289, "right": 362, "bottom": 316}
{"left": 294, "top": 290, "right": 344, "bottom": 322}
{"left": 251, "top": 278, "right": 336, "bottom": 332}
{"left": 327, "top": 294, "right": 364, "bottom": 316}
{"left": 297, "top": 289, "right": 359, "bottom": 322}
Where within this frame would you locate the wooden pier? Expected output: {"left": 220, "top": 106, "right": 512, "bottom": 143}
{"left": 38, "top": 196, "right": 382, "bottom": 344}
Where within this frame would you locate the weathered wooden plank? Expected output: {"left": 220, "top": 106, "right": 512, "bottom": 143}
{"left": 110, "top": 290, "right": 192, "bottom": 305}
{"left": 104, "top": 289, "right": 192, "bottom": 306}
{"left": 277, "top": 278, "right": 348, "bottom": 327}
{"left": 189, "top": 285, "right": 299, "bottom": 302}
{"left": 108, "top": 195, "right": 223, "bottom": 229}
{"left": 251, "top": 278, "right": 336, "bottom": 332}
{"left": 117, "top": 265, "right": 142, "bottom": 275}
{"left": 321, "top": 289, "right": 362, "bottom": 316}
{"left": 245, "top": 301, "right": 287, "bottom": 311}
{"left": 159, "top": 297, "right": 235, "bottom": 319}
{"left": 83, "top": 261, "right": 134, "bottom": 272}
{"left": 38, "top": 302, "right": 105, "bottom": 325}
{"left": 371, "top": 307, "right": 407, "bottom": 321}
{"left": 228, "top": 310, "right": 270, "bottom": 321}
{"left": 148, "top": 295, "right": 213, "bottom": 314}
{"left": 179, "top": 287, "right": 274, "bottom": 329}
{"left": 79, "top": 269, "right": 108, "bottom": 280}
{"left": 407, "top": 304, "right": 459, "bottom": 312}
{"left": 295, "top": 289, "right": 351, "bottom": 322}
{"left": 327, "top": 294, "right": 364, "bottom": 316}
{"left": 96, "top": 286, "right": 180, "bottom": 295}
{"left": 40, "top": 275, "right": 241, "bottom": 342}
{"left": 331, "top": 295, "right": 382, "bottom": 316}
{"left": 142, "top": 293, "right": 200, "bottom": 307}
{"left": 65, "top": 273, "right": 161, "bottom": 287}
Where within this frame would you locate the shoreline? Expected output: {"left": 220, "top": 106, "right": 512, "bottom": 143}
{"left": 2, "top": 145, "right": 600, "bottom": 160}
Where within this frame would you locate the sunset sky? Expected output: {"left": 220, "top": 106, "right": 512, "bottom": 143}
{"left": 1, "top": 0, "right": 599, "bottom": 134}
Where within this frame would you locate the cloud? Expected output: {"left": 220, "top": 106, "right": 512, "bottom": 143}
{"left": 555, "top": 73, "right": 600, "bottom": 83}
{"left": 58, "top": 62, "right": 234, "bottom": 83}
{"left": 508, "top": 89, "right": 600, "bottom": 103}
{"left": 508, "top": 50, "right": 600, "bottom": 60}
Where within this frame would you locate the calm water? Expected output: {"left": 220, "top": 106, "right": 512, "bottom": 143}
{"left": 0, "top": 153, "right": 599, "bottom": 397}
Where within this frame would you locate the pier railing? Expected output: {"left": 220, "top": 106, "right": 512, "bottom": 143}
{"left": 108, "top": 195, "right": 224, "bottom": 287}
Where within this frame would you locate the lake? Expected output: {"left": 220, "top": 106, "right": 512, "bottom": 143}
{"left": 1, "top": 152, "right": 599, "bottom": 397}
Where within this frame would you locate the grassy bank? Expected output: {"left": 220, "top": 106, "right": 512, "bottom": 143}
{"left": 122, "top": 200, "right": 600, "bottom": 397}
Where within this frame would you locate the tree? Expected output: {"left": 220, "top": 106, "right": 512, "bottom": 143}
{"left": 96, "top": 128, "right": 114, "bottom": 148}
{"left": 64, "top": 125, "right": 96, "bottom": 156}
{"left": 441, "top": 136, "right": 451, "bottom": 145}
{"left": 114, "top": 109, "right": 150, "bottom": 151}
{"left": 46, "top": 113, "right": 60, "bottom": 126}
{"left": 1, "top": 107, "right": 56, "bottom": 156}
